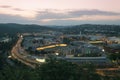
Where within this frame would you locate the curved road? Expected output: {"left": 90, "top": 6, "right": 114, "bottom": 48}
{"left": 11, "top": 36, "right": 40, "bottom": 68}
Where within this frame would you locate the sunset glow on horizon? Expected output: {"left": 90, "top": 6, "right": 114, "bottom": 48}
{"left": 0, "top": 0, "right": 120, "bottom": 25}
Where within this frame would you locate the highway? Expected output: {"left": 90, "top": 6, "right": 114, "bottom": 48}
{"left": 11, "top": 36, "right": 40, "bottom": 68}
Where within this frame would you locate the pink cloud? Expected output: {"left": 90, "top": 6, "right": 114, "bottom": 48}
{"left": 0, "top": 5, "right": 12, "bottom": 8}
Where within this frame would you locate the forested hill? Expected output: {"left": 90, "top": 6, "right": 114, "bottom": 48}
{"left": 62, "top": 24, "right": 120, "bottom": 36}
{"left": 0, "top": 23, "right": 55, "bottom": 34}
{"left": 0, "top": 23, "right": 120, "bottom": 36}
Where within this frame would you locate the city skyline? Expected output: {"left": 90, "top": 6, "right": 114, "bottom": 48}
{"left": 0, "top": 0, "right": 120, "bottom": 25}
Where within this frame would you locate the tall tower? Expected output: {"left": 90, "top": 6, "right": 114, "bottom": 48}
{"left": 79, "top": 31, "right": 82, "bottom": 36}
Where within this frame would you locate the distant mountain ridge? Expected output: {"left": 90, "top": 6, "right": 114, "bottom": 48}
{"left": 0, "top": 23, "right": 54, "bottom": 34}
{"left": 0, "top": 23, "right": 120, "bottom": 35}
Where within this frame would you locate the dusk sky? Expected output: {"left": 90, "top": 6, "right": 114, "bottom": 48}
{"left": 0, "top": 0, "right": 120, "bottom": 25}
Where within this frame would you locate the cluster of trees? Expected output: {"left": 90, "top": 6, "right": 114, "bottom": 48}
{"left": 0, "top": 57, "right": 120, "bottom": 80}
{"left": 109, "top": 53, "right": 120, "bottom": 60}
{"left": 108, "top": 52, "right": 120, "bottom": 65}
{"left": 0, "top": 35, "right": 18, "bottom": 69}
{"left": 63, "top": 37, "right": 71, "bottom": 44}
{"left": 0, "top": 36, "right": 18, "bottom": 51}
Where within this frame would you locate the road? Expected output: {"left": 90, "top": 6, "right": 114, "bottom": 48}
{"left": 11, "top": 36, "right": 40, "bottom": 68}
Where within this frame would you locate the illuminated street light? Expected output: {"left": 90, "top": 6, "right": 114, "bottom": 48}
{"left": 55, "top": 53, "right": 59, "bottom": 56}
{"left": 102, "top": 49, "right": 105, "bottom": 52}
